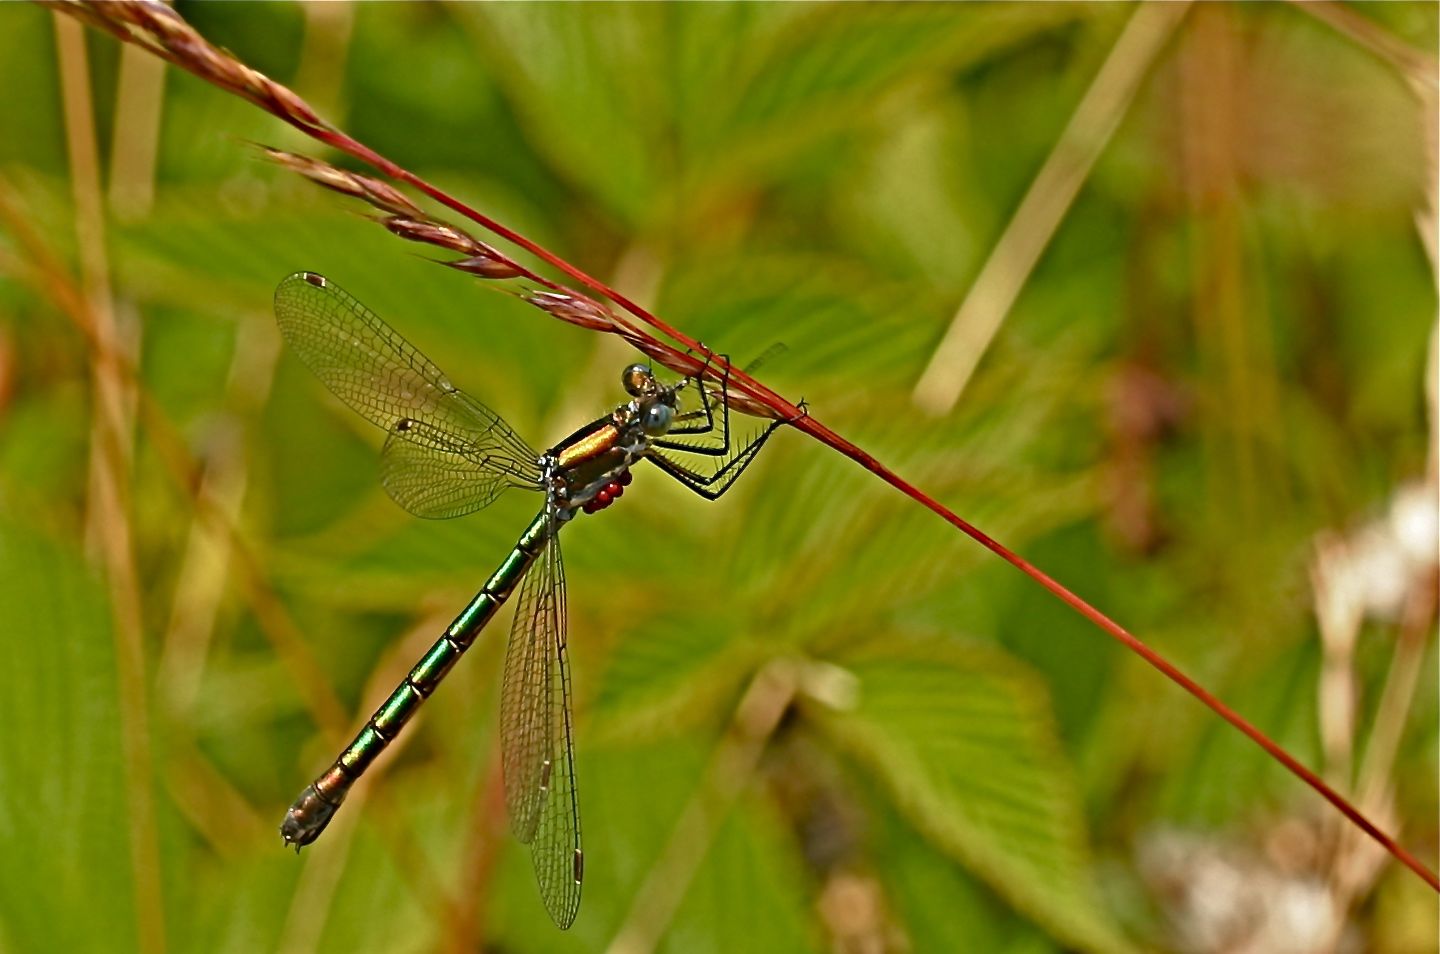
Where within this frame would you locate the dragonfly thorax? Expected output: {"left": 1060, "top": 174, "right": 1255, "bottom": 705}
{"left": 543, "top": 437, "right": 634, "bottom": 516}
{"left": 541, "top": 371, "right": 681, "bottom": 517}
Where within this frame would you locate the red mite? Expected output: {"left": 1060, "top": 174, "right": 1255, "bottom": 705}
{"left": 581, "top": 470, "right": 633, "bottom": 515}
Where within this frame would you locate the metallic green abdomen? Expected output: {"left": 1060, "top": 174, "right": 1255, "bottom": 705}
{"left": 280, "top": 509, "right": 553, "bottom": 847}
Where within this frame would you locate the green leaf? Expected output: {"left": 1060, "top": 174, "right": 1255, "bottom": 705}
{"left": 588, "top": 611, "right": 759, "bottom": 746}
{"left": 872, "top": 788, "right": 1060, "bottom": 954}
{"left": 0, "top": 522, "right": 137, "bottom": 952}
{"left": 460, "top": 4, "right": 1092, "bottom": 231}
{"left": 815, "top": 637, "right": 1132, "bottom": 954}
{"left": 665, "top": 794, "right": 817, "bottom": 954}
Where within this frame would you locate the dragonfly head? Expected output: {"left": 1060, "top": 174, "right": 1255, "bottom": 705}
{"left": 620, "top": 363, "right": 678, "bottom": 436}
{"left": 621, "top": 363, "right": 658, "bottom": 397}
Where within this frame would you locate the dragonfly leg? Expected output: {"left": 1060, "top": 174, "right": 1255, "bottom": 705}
{"left": 654, "top": 357, "right": 737, "bottom": 455}
{"left": 659, "top": 345, "right": 791, "bottom": 453}
{"left": 648, "top": 416, "right": 781, "bottom": 500}
{"left": 661, "top": 352, "right": 729, "bottom": 441}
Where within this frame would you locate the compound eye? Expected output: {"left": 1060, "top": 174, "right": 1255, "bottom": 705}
{"left": 641, "top": 402, "right": 674, "bottom": 435}
{"left": 622, "top": 364, "right": 653, "bottom": 397}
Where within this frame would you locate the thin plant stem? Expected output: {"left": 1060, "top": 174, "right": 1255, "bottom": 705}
{"left": 55, "top": 14, "right": 168, "bottom": 953}
{"left": 1291, "top": 0, "right": 1439, "bottom": 90}
{"left": 156, "top": 322, "right": 280, "bottom": 716}
{"left": 165, "top": 734, "right": 268, "bottom": 856}
{"left": 1344, "top": 587, "right": 1436, "bottom": 891}
{"left": 106, "top": 25, "right": 165, "bottom": 219}
{"left": 607, "top": 659, "right": 798, "bottom": 954}
{"left": 912, "top": 1, "right": 1190, "bottom": 414}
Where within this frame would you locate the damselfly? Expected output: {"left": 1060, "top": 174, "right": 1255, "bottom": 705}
{"left": 275, "top": 272, "right": 785, "bottom": 929}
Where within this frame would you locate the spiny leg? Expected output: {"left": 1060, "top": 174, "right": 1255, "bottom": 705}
{"left": 662, "top": 343, "right": 788, "bottom": 451}
{"left": 659, "top": 352, "right": 728, "bottom": 444}
{"left": 662, "top": 340, "right": 789, "bottom": 452}
{"left": 649, "top": 416, "right": 783, "bottom": 500}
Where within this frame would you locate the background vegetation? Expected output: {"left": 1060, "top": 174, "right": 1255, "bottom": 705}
{"left": 0, "top": 3, "right": 1435, "bottom": 952}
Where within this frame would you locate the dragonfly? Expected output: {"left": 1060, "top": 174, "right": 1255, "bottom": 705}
{"left": 275, "top": 271, "right": 786, "bottom": 929}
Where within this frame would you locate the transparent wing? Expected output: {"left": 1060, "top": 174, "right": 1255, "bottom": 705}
{"left": 531, "top": 541, "right": 582, "bottom": 928}
{"left": 500, "top": 533, "right": 583, "bottom": 929}
{"left": 380, "top": 421, "right": 518, "bottom": 519}
{"left": 502, "top": 538, "right": 555, "bottom": 844}
{"left": 275, "top": 272, "right": 542, "bottom": 495}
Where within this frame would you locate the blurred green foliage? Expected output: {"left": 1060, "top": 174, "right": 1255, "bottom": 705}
{"left": 0, "top": 3, "right": 1435, "bottom": 953}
